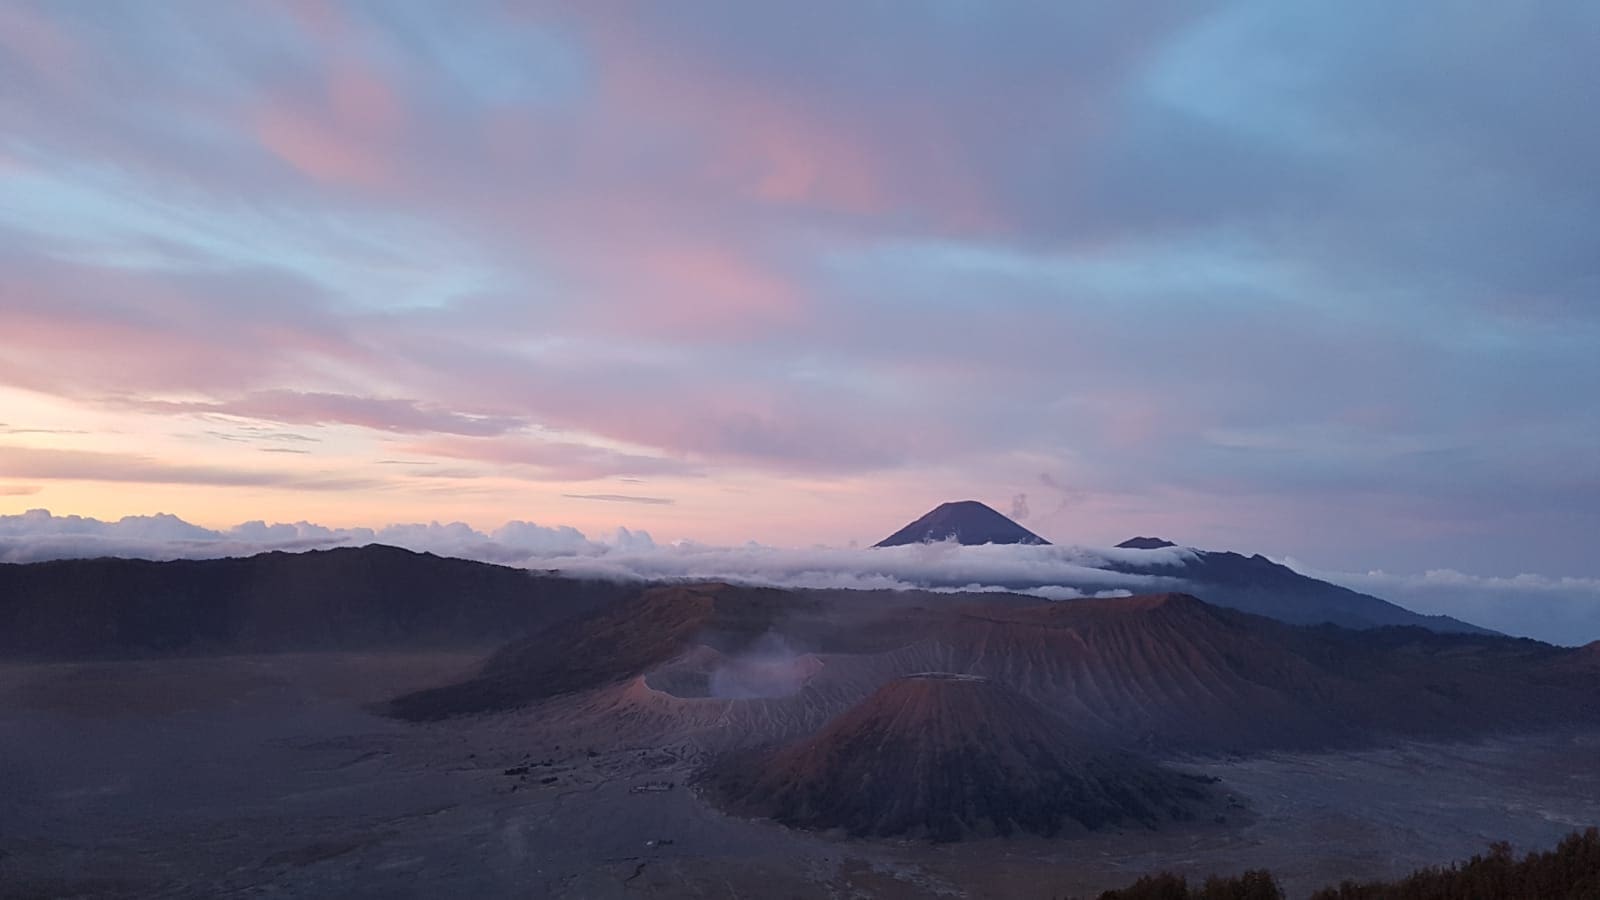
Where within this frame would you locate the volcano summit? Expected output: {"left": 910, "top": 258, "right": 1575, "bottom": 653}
{"left": 874, "top": 500, "right": 1049, "bottom": 547}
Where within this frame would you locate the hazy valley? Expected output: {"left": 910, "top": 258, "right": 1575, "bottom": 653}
{"left": 3, "top": 507, "right": 1598, "bottom": 898}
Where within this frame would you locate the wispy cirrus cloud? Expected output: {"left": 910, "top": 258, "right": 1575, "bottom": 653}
{"left": 123, "top": 390, "right": 528, "bottom": 437}
{"left": 0, "top": 445, "right": 380, "bottom": 492}
{"left": 404, "top": 435, "right": 696, "bottom": 481}
{"left": 562, "top": 493, "right": 675, "bottom": 506}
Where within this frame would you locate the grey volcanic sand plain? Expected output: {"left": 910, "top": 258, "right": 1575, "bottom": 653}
{"left": 2, "top": 653, "right": 1598, "bottom": 899}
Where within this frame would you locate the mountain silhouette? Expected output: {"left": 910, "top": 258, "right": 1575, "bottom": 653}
{"left": 1105, "top": 549, "right": 1495, "bottom": 635}
{"left": 0, "top": 545, "right": 632, "bottom": 660}
{"left": 875, "top": 500, "right": 1049, "bottom": 547}
{"left": 1116, "top": 536, "right": 1177, "bottom": 549}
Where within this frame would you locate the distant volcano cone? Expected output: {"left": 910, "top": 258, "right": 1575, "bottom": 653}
{"left": 1116, "top": 536, "right": 1177, "bottom": 549}
{"left": 1563, "top": 641, "right": 1600, "bottom": 674}
{"left": 704, "top": 673, "right": 1215, "bottom": 841}
{"left": 875, "top": 500, "right": 1049, "bottom": 547}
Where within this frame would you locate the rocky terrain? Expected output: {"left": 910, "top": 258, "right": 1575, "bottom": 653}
{"left": 704, "top": 673, "right": 1222, "bottom": 840}
{"left": 3, "top": 546, "right": 1598, "bottom": 897}
{"left": 390, "top": 585, "right": 1599, "bottom": 753}
{"left": 2, "top": 649, "right": 1596, "bottom": 899}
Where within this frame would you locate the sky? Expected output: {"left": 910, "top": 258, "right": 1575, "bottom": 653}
{"left": 1, "top": 2, "right": 1597, "bottom": 587}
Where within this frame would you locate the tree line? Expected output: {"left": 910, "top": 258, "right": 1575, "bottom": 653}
{"left": 1074, "top": 826, "right": 1599, "bottom": 899}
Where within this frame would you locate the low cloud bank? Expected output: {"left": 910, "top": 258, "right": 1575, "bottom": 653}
{"left": 1288, "top": 559, "right": 1600, "bottom": 647}
{"left": 539, "top": 540, "right": 1189, "bottom": 598}
{"left": 5, "top": 510, "right": 1597, "bottom": 645}
{"left": 0, "top": 509, "right": 1187, "bottom": 601}
{"left": 0, "top": 508, "right": 652, "bottom": 565}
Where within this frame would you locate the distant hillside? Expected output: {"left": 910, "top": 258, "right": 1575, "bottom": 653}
{"left": 1116, "top": 536, "right": 1176, "bottom": 549}
{"left": 391, "top": 585, "right": 1600, "bottom": 752}
{"left": 1106, "top": 547, "right": 1494, "bottom": 635}
{"left": 875, "top": 500, "right": 1049, "bottom": 547}
{"left": 0, "top": 545, "right": 630, "bottom": 660}
{"left": 870, "top": 507, "right": 1488, "bottom": 635}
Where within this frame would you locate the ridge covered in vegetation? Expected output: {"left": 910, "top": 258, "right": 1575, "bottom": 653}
{"left": 1081, "top": 827, "right": 1600, "bottom": 899}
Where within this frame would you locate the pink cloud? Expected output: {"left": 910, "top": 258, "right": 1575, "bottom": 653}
{"left": 255, "top": 62, "right": 407, "bottom": 189}
{"left": 0, "top": 445, "right": 382, "bottom": 491}
{"left": 403, "top": 435, "right": 696, "bottom": 482}
{"left": 562, "top": 493, "right": 674, "bottom": 505}
{"left": 356, "top": 318, "right": 948, "bottom": 474}
{"left": 747, "top": 121, "right": 881, "bottom": 213}
{"left": 0, "top": 259, "right": 369, "bottom": 396}
{"left": 327, "top": 62, "right": 405, "bottom": 136}
{"left": 257, "top": 103, "right": 395, "bottom": 188}
{"left": 593, "top": 242, "right": 802, "bottom": 336}
{"left": 587, "top": 19, "right": 888, "bottom": 217}
{"left": 271, "top": 0, "right": 355, "bottom": 44}
{"left": 0, "top": 304, "right": 263, "bottom": 394}
{"left": 120, "top": 391, "right": 529, "bottom": 437}
{"left": 0, "top": 3, "right": 79, "bottom": 84}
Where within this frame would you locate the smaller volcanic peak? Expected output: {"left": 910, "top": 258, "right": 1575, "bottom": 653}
{"left": 387, "top": 581, "right": 828, "bottom": 720}
{"left": 875, "top": 500, "right": 1049, "bottom": 548}
{"left": 1116, "top": 536, "right": 1177, "bottom": 550}
{"left": 705, "top": 673, "right": 1216, "bottom": 841}
{"left": 1561, "top": 641, "right": 1600, "bottom": 674}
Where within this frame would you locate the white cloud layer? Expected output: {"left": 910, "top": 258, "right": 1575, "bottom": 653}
{"left": 1286, "top": 559, "right": 1600, "bottom": 648}
{"left": 0, "top": 508, "right": 1188, "bottom": 597}
{"left": 4, "top": 510, "right": 1598, "bottom": 646}
{"left": 0, "top": 509, "right": 647, "bottom": 565}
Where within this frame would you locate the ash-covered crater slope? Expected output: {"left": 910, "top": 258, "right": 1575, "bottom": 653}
{"left": 703, "top": 672, "right": 1220, "bottom": 841}
{"left": 386, "top": 586, "right": 1600, "bottom": 753}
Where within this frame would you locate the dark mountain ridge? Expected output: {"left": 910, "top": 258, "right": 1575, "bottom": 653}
{"left": 0, "top": 535, "right": 1495, "bottom": 669}
{"left": 0, "top": 544, "right": 632, "bottom": 660}
{"left": 1116, "top": 536, "right": 1177, "bottom": 549}
{"left": 1106, "top": 548, "right": 1493, "bottom": 635}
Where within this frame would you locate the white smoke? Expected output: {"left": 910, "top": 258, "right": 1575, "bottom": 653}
{"left": 707, "top": 633, "right": 820, "bottom": 699}
{"left": 1010, "top": 493, "right": 1030, "bottom": 521}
